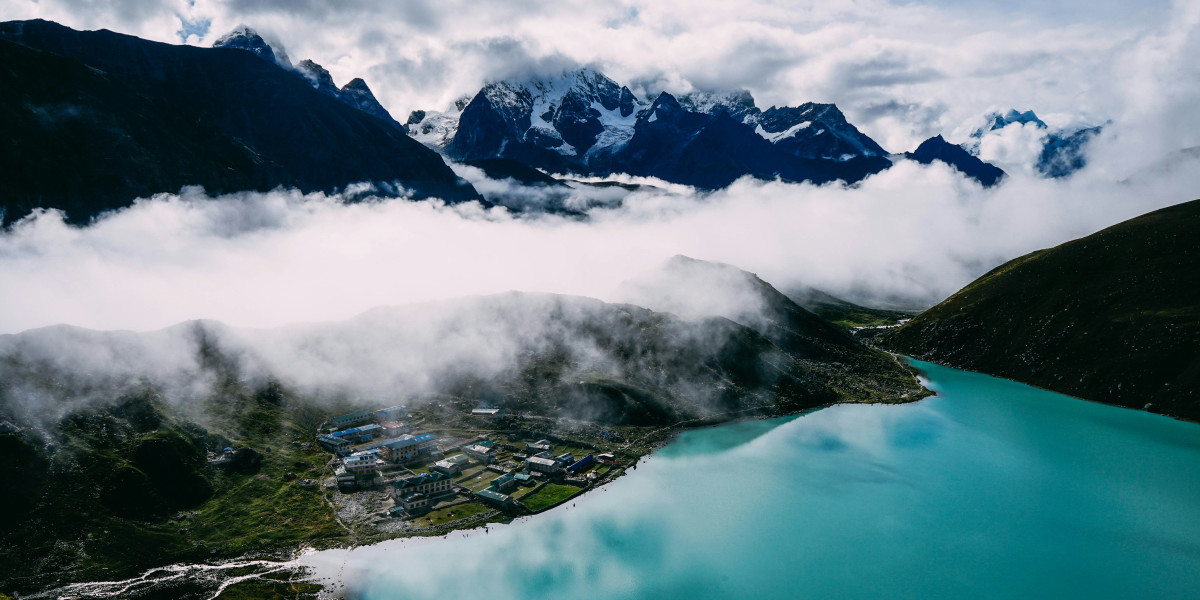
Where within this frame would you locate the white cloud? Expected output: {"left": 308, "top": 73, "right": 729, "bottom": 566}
{"left": 3, "top": 134, "right": 1198, "bottom": 336}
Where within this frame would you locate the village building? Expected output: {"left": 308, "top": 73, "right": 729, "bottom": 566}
{"left": 432, "top": 459, "right": 462, "bottom": 476}
{"left": 567, "top": 454, "right": 596, "bottom": 474}
{"left": 463, "top": 442, "right": 498, "bottom": 464}
{"left": 379, "top": 421, "right": 412, "bottom": 437}
{"left": 526, "top": 441, "right": 552, "bottom": 454}
{"left": 381, "top": 433, "right": 438, "bottom": 463}
{"left": 391, "top": 471, "right": 454, "bottom": 502}
{"left": 394, "top": 492, "right": 429, "bottom": 513}
{"left": 330, "top": 410, "right": 375, "bottom": 429}
{"left": 317, "top": 434, "right": 352, "bottom": 453}
{"left": 489, "top": 472, "right": 518, "bottom": 494}
{"left": 476, "top": 488, "right": 516, "bottom": 510}
{"left": 553, "top": 452, "right": 575, "bottom": 467}
{"left": 343, "top": 453, "right": 383, "bottom": 476}
{"left": 471, "top": 407, "right": 505, "bottom": 417}
{"left": 526, "top": 456, "right": 562, "bottom": 474}
{"left": 375, "top": 406, "right": 408, "bottom": 422}
{"left": 329, "top": 423, "right": 383, "bottom": 443}
{"left": 513, "top": 472, "right": 535, "bottom": 486}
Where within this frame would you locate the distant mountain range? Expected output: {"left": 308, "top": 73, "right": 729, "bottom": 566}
{"left": 882, "top": 199, "right": 1200, "bottom": 422}
{"left": 966, "top": 108, "right": 1103, "bottom": 178}
{"left": 409, "top": 68, "right": 1012, "bottom": 189}
{"left": 0, "top": 20, "right": 479, "bottom": 224}
{"left": 0, "top": 20, "right": 1113, "bottom": 224}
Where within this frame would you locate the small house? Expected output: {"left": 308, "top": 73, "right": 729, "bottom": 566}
{"left": 395, "top": 491, "right": 429, "bottom": 513}
{"left": 476, "top": 488, "right": 516, "bottom": 510}
{"left": 379, "top": 421, "right": 412, "bottom": 437}
{"left": 391, "top": 471, "right": 454, "bottom": 501}
{"left": 375, "top": 406, "right": 409, "bottom": 422}
{"left": 317, "top": 435, "right": 352, "bottom": 453}
{"left": 463, "top": 443, "right": 498, "bottom": 464}
{"left": 432, "top": 459, "right": 462, "bottom": 476}
{"left": 330, "top": 410, "right": 374, "bottom": 429}
{"left": 489, "top": 472, "right": 518, "bottom": 493}
{"left": 471, "top": 408, "right": 505, "bottom": 418}
{"left": 525, "top": 456, "right": 561, "bottom": 474}
{"left": 343, "top": 453, "right": 382, "bottom": 475}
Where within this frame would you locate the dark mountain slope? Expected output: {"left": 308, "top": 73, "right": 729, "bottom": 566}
{"left": 905, "top": 135, "right": 1005, "bottom": 187}
{"left": 882, "top": 199, "right": 1200, "bottom": 421}
{"left": 0, "top": 20, "right": 478, "bottom": 224}
{"left": 433, "top": 69, "right": 892, "bottom": 189}
{"left": 592, "top": 94, "right": 890, "bottom": 189}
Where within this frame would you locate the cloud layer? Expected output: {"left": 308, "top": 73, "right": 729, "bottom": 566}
{"left": 3, "top": 145, "right": 1197, "bottom": 336}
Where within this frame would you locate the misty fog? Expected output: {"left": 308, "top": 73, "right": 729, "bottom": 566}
{"left": 2, "top": 145, "right": 1197, "bottom": 336}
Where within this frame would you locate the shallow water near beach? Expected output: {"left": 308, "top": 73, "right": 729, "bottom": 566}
{"left": 300, "top": 360, "right": 1200, "bottom": 599}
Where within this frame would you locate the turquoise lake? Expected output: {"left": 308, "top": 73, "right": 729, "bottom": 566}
{"left": 302, "top": 360, "right": 1200, "bottom": 599}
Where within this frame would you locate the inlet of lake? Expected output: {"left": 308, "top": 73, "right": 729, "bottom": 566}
{"left": 299, "top": 359, "right": 1200, "bottom": 599}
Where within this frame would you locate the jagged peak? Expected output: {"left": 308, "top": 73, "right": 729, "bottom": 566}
{"left": 970, "top": 108, "right": 1048, "bottom": 138}
{"left": 340, "top": 78, "right": 370, "bottom": 93}
{"left": 212, "top": 25, "right": 288, "bottom": 67}
{"left": 678, "top": 88, "right": 758, "bottom": 120}
{"left": 295, "top": 59, "right": 337, "bottom": 93}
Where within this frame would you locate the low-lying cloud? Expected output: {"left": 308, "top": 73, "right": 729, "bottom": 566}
{"left": 3, "top": 138, "right": 1197, "bottom": 336}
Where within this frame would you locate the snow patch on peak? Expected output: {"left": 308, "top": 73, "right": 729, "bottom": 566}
{"left": 408, "top": 97, "right": 472, "bottom": 149}
{"left": 678, "top": 89, "right": 759, "bottom": 122}
{"left": 212, "top": 25, "right": 289, "bottom": 67}
{"left": 754, "top": 121, "right": 810, "bottom": 143}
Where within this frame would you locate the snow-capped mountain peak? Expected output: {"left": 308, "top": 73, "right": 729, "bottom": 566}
{"left": 295, "top": 59, "right": 338, "bottom": 96}
{"left": 678, "top": 89, "right": 759, "bottom": 122}
{"left": 970, "top": 108, "right": 1048, "bottom": 140}
{"left": 407, "top": 95, "right": 473, "bottom": 148}
{"left": 212, "top": 25, "right": 290, "bottom": 68}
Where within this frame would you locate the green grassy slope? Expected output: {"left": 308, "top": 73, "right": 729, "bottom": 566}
{"left": 882, "top": 199, "right": 1200, "bottom": 421}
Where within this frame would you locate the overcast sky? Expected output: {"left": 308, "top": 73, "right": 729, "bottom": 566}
{"left": 0, "top": 0, "right": 1185, "bottom": 151}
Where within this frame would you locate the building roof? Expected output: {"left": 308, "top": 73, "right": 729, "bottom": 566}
{"left": 393, "top": 471, "right": 450, "bottom": 491}
{"left": 344, "top": 454, "right": 379, "bottom": 467}
{"left": 526, "top": 456, "right": 558, "bottom": 467}
{"left": 476, "top": 489, "right": 511, "bottom": 503}
{"left": 445, "top": 454, "right": 471, "bottom": 465}
{"left": 410, "top": 433, "right": 436, "bottom": 444}
{"left": 567, "top": 455, "right": 596, "bottom": 472}
{"left": 472, "top": 408, "right": 503, "bottom": 415}
{"left": 333, "top": 410, "right": 372, "bottom": 421}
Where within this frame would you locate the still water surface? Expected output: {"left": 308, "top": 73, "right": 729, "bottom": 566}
{"left": 302, "top": 360, "right": 1200, "bottom": 599}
